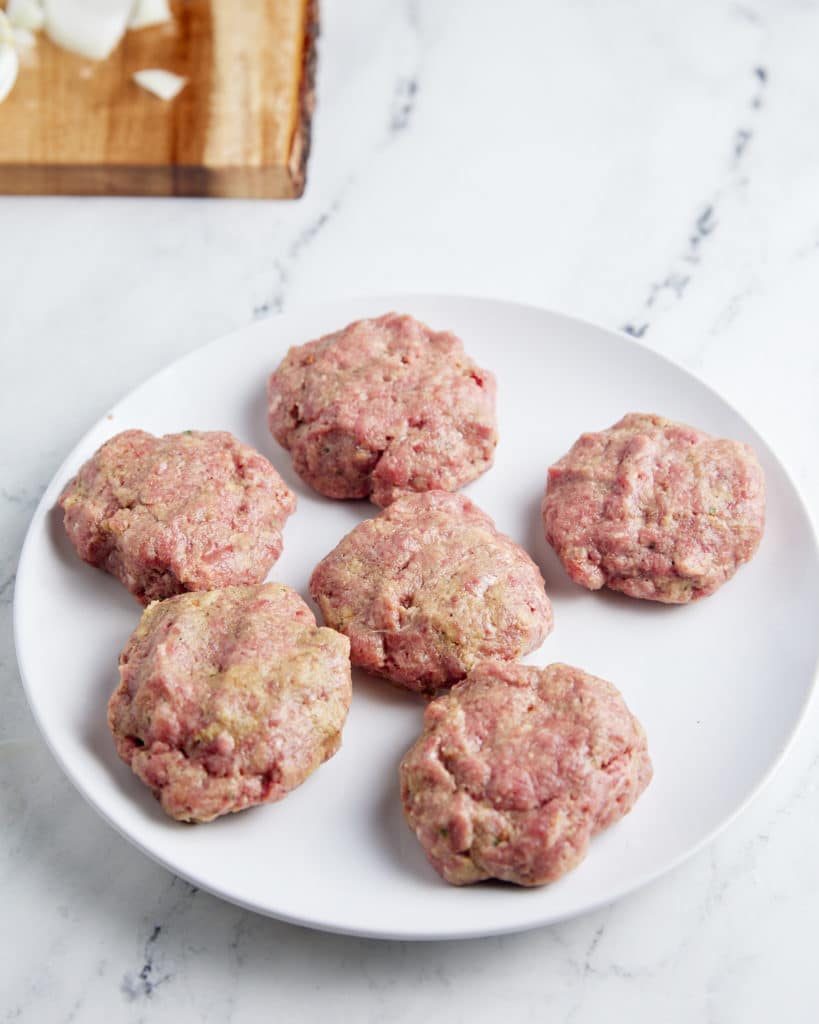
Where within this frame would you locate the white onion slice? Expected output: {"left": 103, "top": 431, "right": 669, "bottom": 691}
{"left": 133, "top": 67, "right": 186, "bottom": 100}
{"left": 12, "top": 26, "right": 38, "bottom": 50}
{"left": 0, "top": 10, "right": 15, "bottom": 44}
{"left": 43, "top": 0, "right": 134, "bottom": 60}
{"left": 0, "top": 12, "right": 20, "bottom": 103}
{"left": 7, "top": 0, "right": 45, "bottom": 32}
{"left": 127, "top": 0, "right": 170, "bottom": 30}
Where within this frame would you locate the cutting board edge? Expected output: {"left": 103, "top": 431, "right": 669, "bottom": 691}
{"left": 288, "top": 0, "right": 319, "bottom": 198}
{"left": 0, "top": 163, "right": 301, "bottom": 199}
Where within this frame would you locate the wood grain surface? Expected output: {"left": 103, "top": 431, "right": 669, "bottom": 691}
{"left": 0, "top": 0, "right": 318, "bottom": 197}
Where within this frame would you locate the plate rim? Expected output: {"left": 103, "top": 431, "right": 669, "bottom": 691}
{"left": 13, "top": 292, "right": 819, "bottom": 940}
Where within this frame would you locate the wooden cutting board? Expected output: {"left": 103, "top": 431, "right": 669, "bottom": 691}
{"left": 0, "top": 0, "right": 318, "bottom": 197}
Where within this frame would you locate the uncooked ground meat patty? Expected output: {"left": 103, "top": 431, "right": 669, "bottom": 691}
{"left": 400, "top": 661, "right": 652, "bottom": 886}
{"left": 267, "top": 313, "right": 498, "bottom": 506}
{"left": 108, "top": 583, "right": 352, "bottom": 823}
{"left": 542, "top": 413, "right": 766, "bottom": 603}
{"left": 59, "top": 430, "right": 296, "bottom": 605}
{"left": 309, "top": 491, "right": 552, "bottom": 693}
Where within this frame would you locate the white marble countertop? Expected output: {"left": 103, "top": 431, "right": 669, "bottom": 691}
{"left": 2, "top": 0, "right": 819, "bottom": 1020}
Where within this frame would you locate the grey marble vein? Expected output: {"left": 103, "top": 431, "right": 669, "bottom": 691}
{"left": 622, "top": 65, "right": 768, "bottom": 339}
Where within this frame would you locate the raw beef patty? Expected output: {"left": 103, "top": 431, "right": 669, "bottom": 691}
{"left": 59, "top": 429, "right": 296, "bottom": 604}
{"left": 542, "top": 413, "right": 766, "bottom": 603}
{"left": 400, "top": 661, "right": 652, "bottom": 886}
{"left": 309, "top": 491, "right": 552, "bottom": 693}
{"left": 108, "top": 583, "right": 352, "bottom": 823}
{"left": 267, "top": 313, "right": 498, "bottom": 506}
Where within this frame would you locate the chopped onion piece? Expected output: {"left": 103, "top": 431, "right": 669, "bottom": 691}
{"left": 12, "top": 26, "right": 38, "bottom": 50}
{"left": 7, "top": 0, "right": 45, "bottom": 32}
{"left": 0, "top": 10, "right": 14, "bottom": 43}
{"left": 133, "top": 67, "right": 186, "bottom": 101}
{"left": 0, "top": 13, "right": 20, "bottom": 103}
{"left": 128, "top": 0, "right": 170, "bottom": 30}
{"left": 43, "top": 0, "right": 134, "bottom": 60}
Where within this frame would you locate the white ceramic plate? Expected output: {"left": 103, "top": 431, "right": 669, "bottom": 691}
{"left": 14, "top": 295, "right": 819, "bottom": 940}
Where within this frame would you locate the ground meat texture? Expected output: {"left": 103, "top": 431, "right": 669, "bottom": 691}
{"left": 542, "top": 413, "right": 766, "bottom": 603}
{"left": 267, "top": 313, "right": 498, "bottom": 507}
{"left": 59, "top": 430, "right": 296, "bottom": 605}
{"left": 400, "top": 661, "right": 652, "bottom": 886}
{"left": 108, "top": 583, "right": 352, "bottom": 823}
{"left": 309, "top": 491, "right": 553, "bottom": 694}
